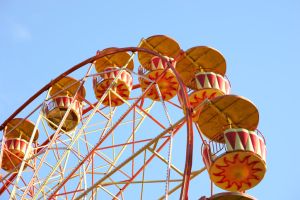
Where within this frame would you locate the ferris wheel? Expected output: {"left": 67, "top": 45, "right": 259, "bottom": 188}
{"left": 0, "top": 35, "right": 267, "bottom": 200}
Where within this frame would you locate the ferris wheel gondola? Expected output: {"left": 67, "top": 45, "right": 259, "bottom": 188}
{"left": 1, "top": 118, "right": 38, "bottom": 171}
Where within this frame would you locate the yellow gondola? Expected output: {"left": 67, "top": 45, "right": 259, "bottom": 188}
{"left": 139, "top": 56, "right": 179, "bottom": 101}
{"left": 176, "top": 46, "right": 226, "bottom": 89}
{"left": 93, "top": 49, "right": 134, "bottom": 106}
{"left": 138, "top": 35, "right": 181, "bottom": 70}
{"left": 179, "top": 70, "right": 230, "bottom": 121}
{"left": 1, "top": 118, "right": 39, "bottom": 171}
{"left": 94, "top": 48, "right": 134, "bottom": 72}
{"left": 176, "top": 46, "right": 229, "bottom": 121}
{"left": 199, "top": 192, "right": 257, "bottom": 200}
{"left": 43, "top": 76, "right": 86, "bottom": 132}
{"left": 202, "top": 128, "right": 266, "bottom": 192}
{"left": 197, "top": 95, "right": 259, "bottom": 142}
{"left": 138, "top": 35, "right": 180, "bottom": 101}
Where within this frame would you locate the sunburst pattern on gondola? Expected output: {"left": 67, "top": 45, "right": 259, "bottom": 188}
{"left": 139, "top": 69, "right": 179, "bottom": 101}
{"left": 210, "top": 151, "right": 266, "bottom": 192}
{"left": 93, "top": 67, "right": 133, "bottom": 106}
{"left": 94, "top": 78, "right": 132, "bottom": 106}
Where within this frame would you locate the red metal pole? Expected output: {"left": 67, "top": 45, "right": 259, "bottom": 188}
{"left": 113, "top": 122, "right": 185, "bottom": 199}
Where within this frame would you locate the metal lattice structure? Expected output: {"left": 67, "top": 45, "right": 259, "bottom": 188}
{"left": 0, "top": 35, "right": 267, "bottom": 200}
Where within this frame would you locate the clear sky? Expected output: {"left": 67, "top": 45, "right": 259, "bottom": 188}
{"left": 0, "top": 0, "right": 299, "bottom": 199}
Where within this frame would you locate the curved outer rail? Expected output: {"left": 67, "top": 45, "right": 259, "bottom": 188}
{"left": 0, "top": 47, "right": 194, "bottom": 200}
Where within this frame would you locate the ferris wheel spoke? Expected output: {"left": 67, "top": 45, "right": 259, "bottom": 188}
{"left": 68, "top": 160, "right": 93, "bottom": 200}
{"left": 135, "top": 104, "right": 166, "bottom": 129}
{"left": 73, "top": 114, "right": 186, "bottom": 200}
{"left": 139, "top": 149, "right": 147, "bottom": 200}
{"left": 146, "top": 146, "right": 183, "bottom": 176}
{"left": 164, "top": 132, "right": 174, "bottom": 200}
{"left": 82, "top": 99, "right": 110, "bottom": 120}
{"left": 158, "top": 167, "right": 206, "bottom": 200}
{"left": 104, "top": 103, "right": 155, "bottom": 174}
{"left": 93, "top": 150, "right": 132, "bottom": 179}
{"left": 154, "top": 84, "right": 173, "bottom": 127}
{"left": 102, "top": 127, "right": 178, "bottom": 199}
{"left": 109, "top": 89, "right": 147, "bottom": 119}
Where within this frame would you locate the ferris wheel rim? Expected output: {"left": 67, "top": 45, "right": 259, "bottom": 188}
{"left": 0, "top": 46, "right": 194, "bottom": 200}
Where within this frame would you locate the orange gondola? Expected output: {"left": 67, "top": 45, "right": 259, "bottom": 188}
{"left": 93, "top": 49, "right": 133, "bottom": 106}
{"left": 202, "top": 129, "right": 267, "bottom": 192}
{"left": 176, "top": 46, "right": 230, "bottom": 121}
{"left": 199, "top": 192, "right": 257, "bottom": 200}
{"left": 138, "top": 35, "right": 180, "bottom": 101}
{"left": 200, "top": 96, "right": 266, "bottom": 192}
{"left": 1, "top": 118, "right": 39, "bottom": 171}
{"left": 43, "top": 76, "right": 85, "bottom": 132}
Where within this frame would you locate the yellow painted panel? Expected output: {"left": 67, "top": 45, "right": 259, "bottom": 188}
{"left": 197, "top": 95, "right": 259, "bottom": 142}
{"left": 209, "top": 192, "right": 256, "bottom": 200}
{"left": 50, "top": 76, "right": 86, "bottom": 99}
{"left": 138, "top": 35, "right": 181, "bottom": 70}
{"left": 176, "top": 46, "right": 226, "bottom": 89}
{"left": 5, "top": 118, "right": 39, "bottom": 142}
{"left": 94, "top": 48, "right": 134, "bottom": 72}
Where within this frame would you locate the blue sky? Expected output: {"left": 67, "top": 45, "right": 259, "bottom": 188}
{"left": 0, "top": 0, "right": 299, "bottom": 199}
